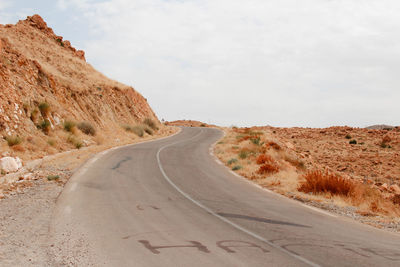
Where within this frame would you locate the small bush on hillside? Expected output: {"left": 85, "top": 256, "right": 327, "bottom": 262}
{"left": 78, "top": 122, "right": 96, "bottom": 136}
{"left": 5, "top": 135, "right": 22, "bottom": 146}
{"left": 345, "top": 134, "right": 352, "bottom": 139}
{"left": 227, "top": 158, "right": 238, "bottom": 165}
{"left": 251, "top": 137, "right": 261, "bottom": 145}
{"left": 200, "top": 123, "right": 206, "bottom": 127}
{"left": 47, "top": 139, "right": 56, "bottom": 146}
{"left": 232, "top": 165, "right": 242, "bottom": 171}
{"left": 257, "top": 162, "right": 279, "bottom": 175}
{"left": 63, "top": 120, "right": 76, "bottom": 132}
{"left": 266, "top": 141, "right": 281, "bottom": 150}
{"left": 47, "top": 175, "right": 60, "bottom": 181}
{"left": 67, "top": 135, "right": 83, "bottom": 149}
{"left": 256, "top": 154, "right": 274, "bottom": 165}
{"left": 30, "top": 109, "right": 39, "bottom": 122}
{"left": 37, "top": 119, "right": 51, "bottom": 134}
{"left": 349, "top": 139, "right": 357, "bottom": 145}
{"left": 38, "top": 102, "right": 50, "bottom": 117}
{"left": 143, "top": 118, "right": 158, "bottom": 130}
{"left": 238, "top": 150, "right": 248, "bottom": 159}
{"left": 123, "top": 124, "right": 144, "bottom": 137}
{"left": 298, "top": 170, "right": 355, "bottom": 196}
{"left": 143, "top": 125, "right": 153, "bottom": 135}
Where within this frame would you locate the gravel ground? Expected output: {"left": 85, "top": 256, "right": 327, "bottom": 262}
{"left": 0, "top": 173, "right": 67, "bottom": 266}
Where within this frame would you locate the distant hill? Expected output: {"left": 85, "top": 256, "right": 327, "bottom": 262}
{"left": 365, "top": 125, "right": 395, "bottom": 130}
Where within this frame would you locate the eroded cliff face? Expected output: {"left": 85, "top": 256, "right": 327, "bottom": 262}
{"left": 0, "top": 15, "right": 159, "bottom": 160}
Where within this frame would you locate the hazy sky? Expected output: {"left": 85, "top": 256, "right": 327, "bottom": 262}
{"left": 1, "top": 0, "right": 399, "bottom": 127}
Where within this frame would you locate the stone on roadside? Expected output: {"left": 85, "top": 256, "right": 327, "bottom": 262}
{"left": 0, "top": 157, "right": 23, "bottom": 173}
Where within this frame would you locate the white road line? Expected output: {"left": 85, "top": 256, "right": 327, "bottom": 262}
{"left": 156, "top": 129, "right": 320, "bottom": 267}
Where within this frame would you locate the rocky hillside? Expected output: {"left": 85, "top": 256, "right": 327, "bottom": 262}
{"left": 0, "top": 15, "right": 159, "bottom": 161}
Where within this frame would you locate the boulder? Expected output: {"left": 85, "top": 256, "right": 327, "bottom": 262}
{"left": 0, "top": 157, "right": 22, "bottom": 173}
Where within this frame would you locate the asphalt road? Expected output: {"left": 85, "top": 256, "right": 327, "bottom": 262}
{"left": 50, "top": 127, "right": 400, "bottom": 266}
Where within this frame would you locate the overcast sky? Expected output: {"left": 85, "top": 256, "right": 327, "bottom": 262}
{"left": 1, "top": 0, "right": 399, "bottom": 127}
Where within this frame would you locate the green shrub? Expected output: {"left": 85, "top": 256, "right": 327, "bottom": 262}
{"left": 5, "top": 135, "right": 22, "bottom": 146}
{"left": 200, "top": 123, "right": 206, "bottom": 127}
{"left": 143, "top": 118, "right": 158, "bottom": 130}
{"left": 63, "top": 120, "right": 76, "bottom": 132}
{"left": 232, "top": 165, "right": 242, "bottom": 171}
{"left": 349, "top": 139, "right": 357, "bottom": 145}
{"left": 78, "top": 122, "right": 96, "bottom": 136}
{"left": 251, "top": 137, "right": 261, "bottom": 145}
{"left": 345, "top": 134, "right": 352, "bottom": 139}
{"left": 47, "top": 175, "right": 60, "bottom": 181}
{"left": 227, "top": 158, "right": 238, "bottom": 165}
{"left": 37, "top": 119, "right": 51, "bottom": 134}
{"left": 238, "top": 150, "right": 248, "bottom": 159}
{"left": 38, "top": 102, "right": 50, "bottom": 117}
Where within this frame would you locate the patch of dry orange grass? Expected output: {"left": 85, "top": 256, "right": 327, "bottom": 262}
{"left": 299, "top": 170, "right": 400, "bottom": 216}
{"left": 257, "top": 162, "right": 280, "bottom": 175}
{"left": 298, "top": 170, "right": 355, "bottom": 196}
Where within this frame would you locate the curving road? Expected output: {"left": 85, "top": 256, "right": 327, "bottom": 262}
{"left": 50, "top": 127, "right": 400, "bottom": 266}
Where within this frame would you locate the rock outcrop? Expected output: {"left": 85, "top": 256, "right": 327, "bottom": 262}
{"left": 0, "top": 14, "right": 159, "bottom": 161}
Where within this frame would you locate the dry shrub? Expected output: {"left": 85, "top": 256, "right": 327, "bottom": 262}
{"left": 298, "top": 170, "right": 355, "bottom": 196}
{"left": 284, "top": 154, "right": 306, "bottom": 170}
{"left": 12, "top": 144, "right": 25, "bottom": 152}
{"left": 5, "top": 135, "right": 22, "bottom": 146}
{"left": 257, "top": 162, "right": 279, "bottom": 175}
{"left": 382, "top": 135, "right": 392, "bottom": 144}
{"left": 266, "top": 141, "right": 281, "bottom": 151}
{"left": 256, "top": 154, "right": 274, "bottom": 165}
{"left": 143, "top": 118, "right": 158, "bottom": 130}
{"left": 63, "top": 120, "right": 76, "bottom": 132}
{"left": 392, "top": 195, "right": 400, "bottom": 205}
{"left": 78, "top": 122, "right": 96, "bottom": 136}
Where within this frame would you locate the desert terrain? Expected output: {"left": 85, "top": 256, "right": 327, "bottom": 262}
{"left": 214, "top": 125, "right": 400, "bottom": 230}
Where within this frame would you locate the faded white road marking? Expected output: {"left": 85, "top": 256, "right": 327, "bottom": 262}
{"left": 156, "top": 129, "right": 320, "bottom": 267}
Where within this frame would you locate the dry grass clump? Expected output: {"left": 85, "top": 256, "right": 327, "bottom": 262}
{"left": 37, "top": 119, "right": 51, "bottom": 134}
{"left": 283, "top": 154, "right": 306, "bottom": 170}
{"left": 123, "top": 124, "right": 144, "bottom": 137}
{"left": 298, "top": 170, "right": 355, "bottom": 196}
{"left": 38, "top": 102, "right": 50, "bottom": 117}
{"left": 266, "top": 141, "right": 281, "bottom": 151}
{"left": 5, "top": 135, "right": 22, "bottom": 146}
{"left": 77, "top": 122, "right": 96, "bottom": 136}
{"left": 67, "top": 135, "right": 83, "bottom": 149}
{"left": 257, "top": 162, "right": 280, "bottom": 175}
{"left": 63, "top": 120, "right": 76, "bottom": 133}
{"left": 256, "top": 154, "right": 274, "bottom": 165}
{"left": 143, "top": 118, "right": 158, "bottom": 130}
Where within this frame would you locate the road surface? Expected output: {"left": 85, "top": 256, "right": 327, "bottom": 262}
{"left": 50, "top": 127, "right": 400, "bottom": 266}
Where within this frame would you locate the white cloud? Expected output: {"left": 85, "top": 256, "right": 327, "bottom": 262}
{"left": 64, "top": 0, "right": 400, "bottom": 126}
